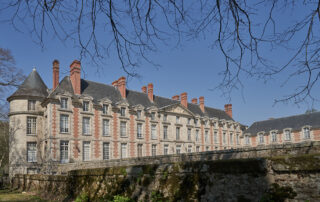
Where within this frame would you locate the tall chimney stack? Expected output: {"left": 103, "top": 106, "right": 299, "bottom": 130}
{"left": 70, "top": 60, "right": 81, "bottom": 95}
{"left": 148, "top": 83, "right": 153, "bottom": 102}
{"left": 191, "top": 98, "right": 197, "bottom": 104}
{"left": 199, "top": 96, "right": 205, "bottom": 112}
{"left": 180, "top": 92, "right": 188, "bottom": 108}
{"left": 224, "top": 104, "right": 233, "bottom": 118}
{"left": 53, "top": 60, "right": 59, "bottom": 90}
{"left": 141, "top": 86, "right": 147, "bottom": 93}
{"left": 118, "top": 77, "right": 126, "bottom": 98}
{"left": 172, "top": 95, "right": 179, "bottom": 101}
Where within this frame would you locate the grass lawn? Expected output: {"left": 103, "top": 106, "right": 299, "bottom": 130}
{"left": 0, "top": 189, "right": 47, "bottom": 202}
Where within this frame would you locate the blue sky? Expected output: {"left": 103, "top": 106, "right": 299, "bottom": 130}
{"left": 1, "top": 2, "right": 318, "bottom": 126}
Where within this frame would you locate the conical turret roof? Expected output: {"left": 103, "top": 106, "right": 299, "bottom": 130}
{"left": 7, "top": 69, "right": 48, "bottom": 101}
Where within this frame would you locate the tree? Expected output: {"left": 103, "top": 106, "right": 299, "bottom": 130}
{"left": 1, "top": 1, "right": 320, "bottom": 103}
{"left": 0, "top": 121, "right": 9, "bottom": 171}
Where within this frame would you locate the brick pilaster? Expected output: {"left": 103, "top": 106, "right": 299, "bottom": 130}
{"left": 94, "top": 109, "right": 100, "bottom": 159}
{"left": 145, "top": 116, "right": 150, "bottom": 156}
{"left": 73, "top": 107, "right": 79, "bottom": 159}
{"left": 129, "top": 114, "right": 135, "bottom": 157}
{"left": 113, "top": 112, "right": 118, "bottom": 158}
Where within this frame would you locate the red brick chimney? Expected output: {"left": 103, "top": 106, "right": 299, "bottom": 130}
{"left": 118, "top": 77, "right": 126, "bottom": 98}
{"left": 70, "top": 60, "right": 81, "bottom": 95}
{"left": 141, "top": 86, "right": 147, "bottom": 93}
{"left": 199, "top": 96, "right": 205, "bottom": 112}
{"left": 180, "top": 92, "right": 188, "bottom": 108}
{"left": 172, "top": 95, "right": 179, "bottom": 101}
{"left": 148, "top": 83, "right": 153, "bottom": 102}
{"left": 191, "top": 98, "right": 197, "bottom": 104}
{"left": 112, "top": 79, "right": 119, "bottom": 88}
{"left": 53, "top": 60, "right": 59, "bottom": 90}
{"left": 224, "top": 104, "right": 233, "bottom": 118}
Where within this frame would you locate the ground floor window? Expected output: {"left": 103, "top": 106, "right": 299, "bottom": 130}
{"left": 187, "top": 145, "right": 192, "bottom": 153}
{"left": 176, "top": 145, "right": 181, "bottom": 154}
{"left": 152, "top": 144, "right": 156, "bottom": 156}
{"left": 60, "top": 141, "right": 69, "bottom": 163}
{"left": 27, "top": 142, "right": 37, "bottom": 162}
{"left": 103, "top": 142, "right": 110, "bottom": 160}
{"left": 83, "top": 141, "right": 90, "bottom": 161}
{"left": 121, "top": 143, "right": 127, "bottom": 158}
{"left": 164, "top": 144, "right": 169, "bottom": 155}
{"left": 137, "top": 144, "right": 143, "bottom": 157}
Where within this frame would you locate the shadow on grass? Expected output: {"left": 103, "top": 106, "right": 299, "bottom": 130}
{"left": 0, "top": 188, "right": 48, "bottom": 202}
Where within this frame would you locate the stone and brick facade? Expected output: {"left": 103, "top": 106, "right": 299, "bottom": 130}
{"left": 7, "top": 59, "right": 320, "bottom": 176}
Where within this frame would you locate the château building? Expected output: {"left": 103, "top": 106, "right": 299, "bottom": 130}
{"left": 7, "top": 60, "right": 243, "bottom": 175}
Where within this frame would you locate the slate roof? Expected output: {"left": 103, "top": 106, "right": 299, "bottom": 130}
{"left": 43, "top": 75, "right": 234, "bottom": 121}
{"left": 7, "top": 69, "right": 48, "bottom": 101}
{"left": 245, "top": 112, "right": 320, "bottom": 135}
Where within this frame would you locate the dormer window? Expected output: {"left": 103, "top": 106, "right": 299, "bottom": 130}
{"left": 151, "top": 112, "right": 156, "bottom": 120}
{"left": 120, "top": 107, "right": 126, "bottom": 116}
{"left": 61, "top": 98, "right": 68, "bottom": 109}
{"left": 303, "top": 127, "right": 310, "bottom": 139}
{"left": 102, "top": 104, "right": 108, "bottom": 114}
{"left": 176, "top": 116, "right": 180, "bottom": 123}
{"left": 83, "top": 101, "right": 89, "bottom": 112}
{"left": 284, "top": 129, "right": 291, "bottom": 141}
{"left": 163, "top": 114, "right": 167, "bottom": 121}
{"left": 188, "top": 118, "right": 191, "bottom": 125}
{"left": 137, "top": 110, "right": 142, "bottom": 119}
{"left": 194, "top": 119, "right": 198, "bottom": 125}
{"left": 271, "top": 131, "right": 277, "bottom": 142}
{"left": 245, "top": 136, "right": 250, "bottom": 145}
{"left": 28, "top": 100, "right": 36, "bottom": 111}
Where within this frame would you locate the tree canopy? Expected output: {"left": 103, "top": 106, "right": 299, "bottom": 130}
{"left": 1, "top": 0, "right": 320, "bottom": 103}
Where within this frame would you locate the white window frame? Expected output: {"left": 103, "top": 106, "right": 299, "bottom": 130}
{"left": 245, "top": 136, "right": 250, "bottom": 145}
{"left": 196, "top": 146, "right": 200, "bottom": 152}
{"left": 137, "top": 123, "right": 143, "bottom": 139}
{"left": 137, "top": 144, "right": 143, "bottom": 157}
{"left": 151, "top": 124, "right": 157, "bottom": 139}
{"left": 102, "top": 119, "right": 110, "bottom": 136}
{"left": 152, "top": 144, "right": 157, "bottom": 156}
{"left": 187, "top": 128, "right": 191, "bottom": 141}
{"left": 187, "top": 145, "right": 192, "bottom": 153}
{"left": 258, "top": 133, "right": 264, "bottom": 144}
{"left": 176, "top": 127, "right": 180, "bottom": 140}
{"left": 163, "top": 114, "right": 167, "bottom": 122}
{"left": 121, "top": 143, "right": 127, "bottom": 159}
{"left": 120, "top": 107, "right": 126, "bottom": 117}
{"left": 230, "top": 133, "right": 233, "bottom": 145}
{"left": 83, "top": 141, "right": 91, "bottom": 161}
{"left": 303, "top": 127, "right": 311, "bottom": 139}
{"left": 195, "top": 129, "right": 199, "bottom": 142}
{"left": 83, "top": 101, "right": 89, "bottom": 112}
{"left": 60, "top": 114, "right": 69, "bottom": 133}
{"left": 60, "top": 98, "right": 68, "bottom": 109}
{"left": 27, "top": 116, "right": 37, "bottom": 135}
{"left": 223, "top": 132, "right": 226, "bottom": 144}
{"left": 151, "top": 112, "right": 156, "bottom": 121}
{"left": 284, "top": 129, "right": 291, "bottom": 141}
{"left": 28, "top": 100, "right": 36, "bottom": 111}
{"left": 163, "top": 126, "right": 168, "bottom": 140}
{"left": 164, "top": 144, "right": 169, "bottom": 155}
{"left": 176, "top": 145, "right": 181, "bottom": 154}
{"left": 60, "top": 141, "right": 69, "bottom": 163}
{"left": 271, "top": 131, "right": 277, "bottom": 143}
{"left": 120, "top": 121, "right": 127, "bottom": 137}
{"left": 102, "top": 104, "right": 108, "bottom": 114}
{"left": 137, "top": 110, "right": 142, "bottom": 119}
{"left": 205, "top": 130, "right": 209, "bottom": 143}
{"left": 82, "top": 117, "right": 91, "bottom": 135}
{"left": 214, "top": 131, "right": 218, "bottom": 143}
{"left": 103, "top": 142, "right": 110, "bottom": 160}
{"left": 27, "top": 142, "right": 37, "bottom": 163}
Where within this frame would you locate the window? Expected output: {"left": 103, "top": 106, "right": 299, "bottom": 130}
{"left": 137, "top": 144, "right": 143, "bottom": 157}
{"left": 82, "top": 117, "right": 90, "bottom": 135}
{"left": 188, "top": 118, "right": 191, "bottom": 125}
{"left": 214, "top": 131, "right": 218, "bottom": 143}
{"left": 206, "top": 146, "right": 209, "bottom": 151}
{"left": 187, "top": 145, "right": 192, "bottom": 153}
{"left": 245, "top": 136, "right": 250, "bottom": 145}
{"left": 60, "top": 115, "right": 69, "bottom": 133}
{"left": 60, "top": 98, "right": 68, "bottom": 109}
{"left": 271, "top": 131, "right": 277, "bottom": 142}
{"left": 103, "top": 143, "right": 110, "bottom": 160}
{"left": 223, "top": 132, "right": 226, "bottom": 144}
{"left": 151, "top": 124, "right": 157, "bottom": 139}
{"left": 28, "top": 100, "right": 36, "bottom": 111}
{"left": 27, "top": 117, "right": 36, "bottom": 135}
{"left": 120, "top": 107, "right": 126, "bottom": 116}
{"left": 152, "top": 144, "right": 157, "bottom": 156}
{"left": 213, "top": 122, "right": 216, "bottom": 127}
{"left": 176, "top": 145, "right": 181, "bottom": 154}
{"left": 195, "top": 130, "right": 199, "bottom": 142}
{"left": 176, "top": 127, "right": 180, "bottom": 140}
{"left": 137, "top": 123, "right": 143, "bottom": 139}
{"left": 103, "top": 119, "right": 110, "bottom": 136}
{"left": 164, "top": 144, "right": 169, "bottom": 155}
{"left": 137, "top": 110, "right": 142, "bottom": 119}
{"left": 236, "top": 134, "right": 240, "bottom": 145}
{"left": 27, "top": 142, "right": 37, "bottom": 162}
{"left": 120, "top": 121, "right": 126, "bottom": 137}
{"left": 102, "top": 104, "right": 108, "bottom": 114}
{"left": 83, "top": 142, "right": 90, "bottom": 161}
{"left": 196, "top": 146, "right": 200, "bottom": 152}
{"left": 303, "top": 127, "right": 310, "bottom": 139}
{"left": 121, "top": 143, "right": 127, "bottom": 158}
{"left": 285, "top": 130, "right": 291, "bottom": 141}
{"left": 163, "top": 114, "right": 167, "bottom": 121}
{"left": 259, "top": 133, "right": 264, "bottom": 144}
{"left": 151, "top": 112, "right": 156, "bottom": 120}
{"left": 205, "top": 130, "right": 209, "bottom": 143}
{"left": 230, "top": 133, "right": 233, "bottom": 145}
{"left": 83, "top": 101, "right": 89, "bottom": 111}
{"left": 60, "top": 141, "right": 69, "bottom": 163}
{"left": 205, "top": 120, "right": 208, "bottom": 126}
{"left": 163, "top": 126, "right": 168, "bottom": 140}
{"left": 215, "top": 146, "right": 218, "bottom": 150}
{"left": 176, "top": 116, "right": 180, "bottom": 123}
{"left": 187, "top": 128, "right": 191, "bottom": 141}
